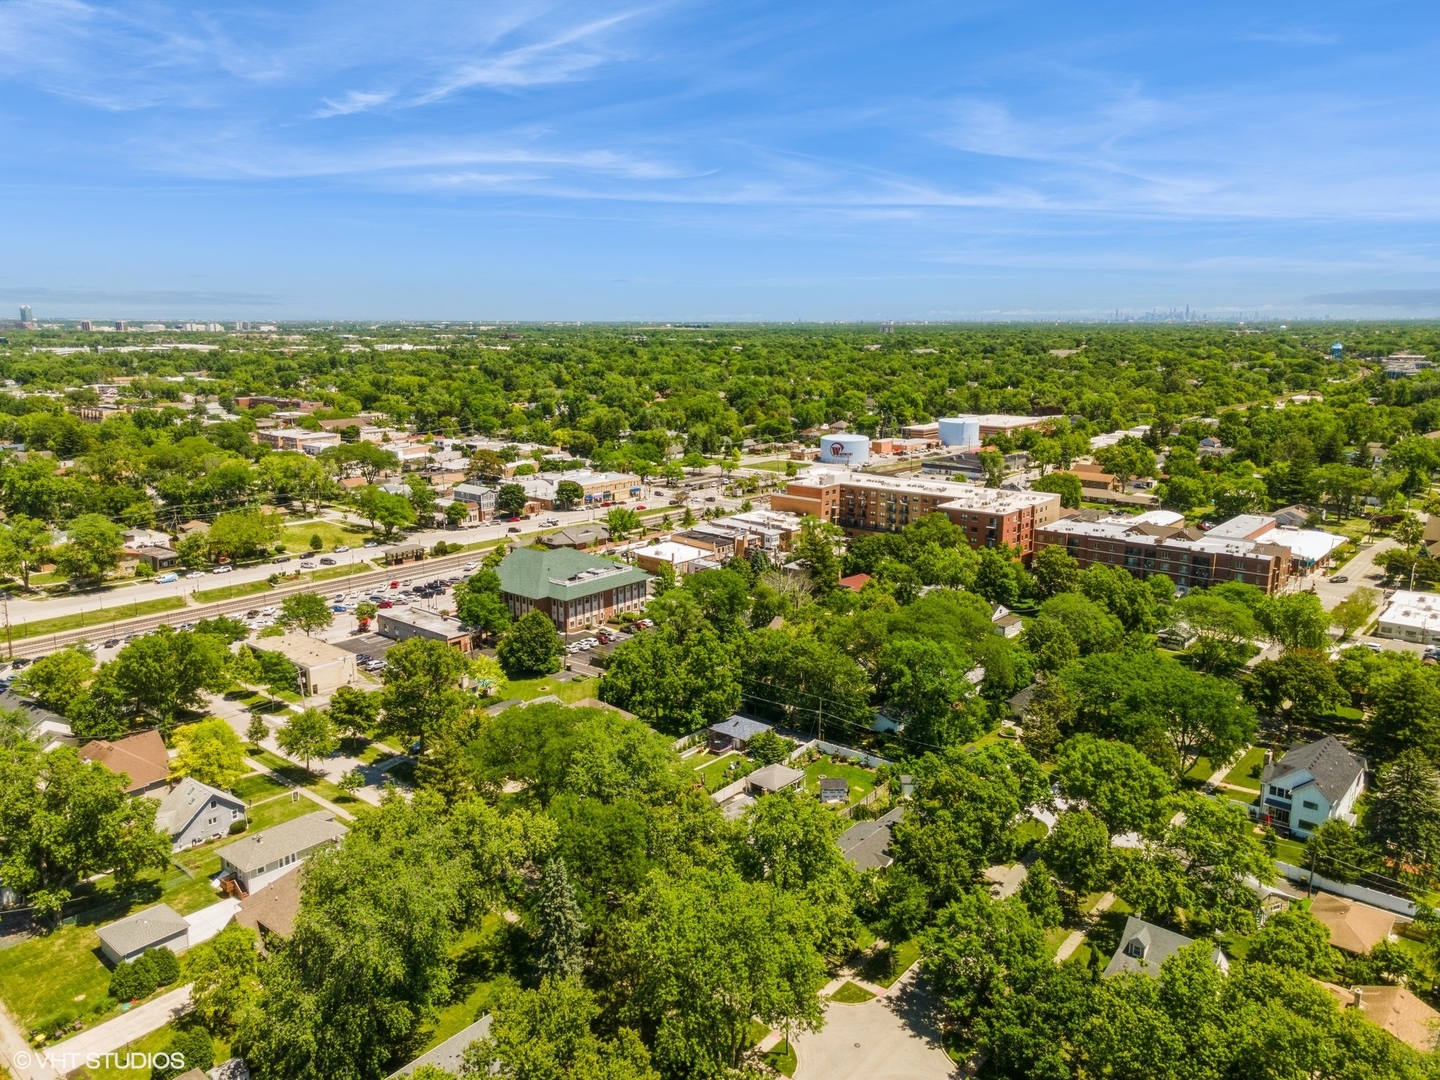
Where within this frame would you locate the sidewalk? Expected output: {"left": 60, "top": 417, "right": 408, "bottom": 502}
{"left": 0, "top": 999, "right": 58, "bottom": 1080}
{"left": 42, "top": 985, "right": 192, "bottom": 1067}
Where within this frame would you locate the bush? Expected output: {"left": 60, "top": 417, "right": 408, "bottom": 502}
{"left": 228, "top": 817, "right": 248, "bottom": 835}
{"left": 433, "top": 540, "right": 451, "bottom": 555}
{"left": 151, "top": 1026, "right": 214, "bottom": 1080}
{"left": 145, "top": 946, "right": 180, "bottom": 987}
{"left": 109, "top": 953, "right": 159, "bottom": 1003}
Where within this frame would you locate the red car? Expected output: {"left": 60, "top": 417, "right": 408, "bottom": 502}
{"left": 378, "top": 599, "right": 394, "bottom": 609}
{"left": 390, "top": 580, "right": 400, "bottom": 588}
{"left": 636, "top": 505, "right": 647, "bottom": 510}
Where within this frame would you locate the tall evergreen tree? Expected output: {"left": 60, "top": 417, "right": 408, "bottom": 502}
{"left": 1367, "top": 749, "right": 1440, "bottom": 879}
{"left": 536, "top": 857, "right": 588, "bottom": 980}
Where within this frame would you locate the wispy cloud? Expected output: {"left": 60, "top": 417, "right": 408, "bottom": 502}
{"left": 1302, "top": 289, "right": 1440, "bottom": 307}
{"left": 314, "top": 90, "right": 394, "bottom": 119}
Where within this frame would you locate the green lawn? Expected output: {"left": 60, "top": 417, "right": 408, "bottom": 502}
{"left": 232, "top": 772, "right": 292, "bottom": 802}
{"left": 0, "top": 865, "right": 222, "bottom": 1035}
{"left": 505, "top": 675, "right": 601, "bottom": 704}
{"left": 745, "top": 459, "right": 795, "bottom": 472}
{"left": 9, "top": 596, "right": 186, "bottom": 641}
{"left": 279, "top": 521, "right": 372, "bottom": 552}
{"left": 191, "top": 578, "right": 274, "bottom": 603}
{"left": 763, "top": 1039, "right": 797, "bottom": 1077}
{"left": 248, "top": 750, "right": 363, "bottom": 810}
{"left": 1184, "top": 755, "right": 1218, "bottom": 783}
{"left": 694, "top": 752, "right": 746, "bottom": 792}
{"left": 801, "top": 758, "right": 875, "bottom": 807}
{"left": 247, "top": 792, "right": 328, "bottom": 831}
{"left": 1223, "top": 747, "right": 1268, "bottom": 791}
{"left": 72, "top": 1026, "right": 230, "bottom": 1080}
{"left": 1044, "top": 926, "right": 1073, "bottom": 957}
{"left": 857, "top": 938, "right": 920, "bottom": 988}
{"left": 407, "top": 916, "right": 520, "bottom": 1060}
{"left": 829, "top": 981, "right": 876, "bottom": 1004}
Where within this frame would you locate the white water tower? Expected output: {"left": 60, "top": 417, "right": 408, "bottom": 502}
{"left": 818, "top": 433, "right": 870, "bottom": 466}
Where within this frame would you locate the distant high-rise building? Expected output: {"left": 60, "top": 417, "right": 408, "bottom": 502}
{"left": 115, "top": 320, "right": 129, "bottom": 332}
{"left": 78, "top": 320, "right": 94, "bottom": 332}
{"left": 19, "top": 305, "right": 32, "bottom": 323}
{"left": 1330, "top": 342, "right": 1344, "bottom": 359}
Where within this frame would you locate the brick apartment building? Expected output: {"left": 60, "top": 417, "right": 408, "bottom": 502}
{"left": 496, "top": 546, "right": 652, "bottom": 633}
{"left": 770, "top": 469, "right": 1061, "bottom": 555}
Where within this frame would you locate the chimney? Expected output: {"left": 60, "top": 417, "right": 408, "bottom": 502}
{"left": 1263, "top": 749, "right": 1274, "bottom": 768}
{"left": 1351, "top": 986, "right": 1364, "bottom": 1009}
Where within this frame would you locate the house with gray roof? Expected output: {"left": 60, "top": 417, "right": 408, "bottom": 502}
{"left": 156, "top": 778, "right": 246, "bottom": 852}
{"left": 1103, "top": 916, "right": 1229, "bottom": 979}
{"left": 1255, "top": 736, "right": 1366, "bottom": 838}
{"left": 837, "top": 806, "right": 902, "bottom": 871}
{"left": 0, "top": 688, "right": 73, "bottom": 750}
{"left": 745, "top": 763, "right": 805, "bottom": 797}
{"left": 707, "top": 714, "right": 773, "bottom": 752}
{"left": 496, "top": 546, "right": 651, "bottom": 633}
{"left": 97, "top": 903, "right": 190, "bottom": 965}
{"left": 388, "top": 1014, "right": 494, "bottom": 1077}
{"left": 217, "top": 811, "right": 348, "bottom": 896}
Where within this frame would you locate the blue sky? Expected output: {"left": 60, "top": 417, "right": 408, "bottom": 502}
{"left": 2, "top": 0, "right": 1439, "bottom": 320}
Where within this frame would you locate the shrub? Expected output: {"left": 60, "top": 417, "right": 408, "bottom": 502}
{"left": 145, "top": 946, "right": 180, "bottom": 987}
{"left": 109, "top": 953, "right": 159, "bottom": 1003}
{"left": 151, "top": 1026, "right": 214, "bottom": 1080}
{"left": 228, "top": 818, "right": 248, "bottom": 835}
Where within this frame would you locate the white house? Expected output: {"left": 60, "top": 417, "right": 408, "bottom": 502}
{"left": 1254, "top": 736, "right": 1366, "bottom": 838}
{"left": 217, "top": 811, "right": 348, "bottom": 896}
{"left": 155, "top": 778, "right": 246, "bottom": 852}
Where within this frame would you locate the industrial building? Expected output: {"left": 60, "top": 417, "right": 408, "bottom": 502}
{"left": 937, "top": 414, "right": 1052, "bottom": 443}
{"left": 771, "top": 469, "right": 1060, "bottom": 553}
{"left": 817, "top": 433, "right": 871, "bottom": 466}
{"left": 1033, "top": 511, "right": 1292, "bottom": 593}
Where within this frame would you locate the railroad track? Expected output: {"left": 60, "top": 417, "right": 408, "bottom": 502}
{"left": 2, "top": 549, "right": 491, "bottom": 660}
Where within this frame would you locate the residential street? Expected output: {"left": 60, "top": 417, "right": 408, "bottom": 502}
{"left": 36, "top": 985, "right": 191, "bottom": 1075}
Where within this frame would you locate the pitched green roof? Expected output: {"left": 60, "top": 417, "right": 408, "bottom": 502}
{"left": 496, "top": 545, "right": 651, "bottom": 602}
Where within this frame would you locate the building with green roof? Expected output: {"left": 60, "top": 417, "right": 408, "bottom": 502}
{"left": 496, "top": 545, "right": 652, "bottom": 632}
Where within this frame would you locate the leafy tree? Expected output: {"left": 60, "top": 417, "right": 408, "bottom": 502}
{"left": 451, "top": 577, "right": 510, "bottom": 644}
{"left": 1030, "top": 471, "right": 1082, "bottom": 509}
{"left": 373, "top": 490, "right": 418, "bottom": 538}
{"left": 1246, "top": 909, "right": 1335, "bottom": 978}
{"left": 171, "top": 718, "right": 248, "bottom": 788}
{"left": 328, "top": 685, "right": 380, "bottom": 739}
{"left": 276, "top": 707, "right": 338, "bottom": 772}
{"left": 206, "top": 510, "right": 282, "bottom": 563}
{"left": 555, "top": 479, "right": 585, "bottom": 510}
{"left": 0, "top": 743, "right": 170, "bottom": 920}
{"left": 308, "top": 533, "right": 324, "bottom": 552}
{"left": 1040, "top": 808, "right": 1112, "bottom": 894}
{"left": 741, "top": 626, "right": 874, "bottom": 736}
{"left": 355, "top": 600, "right": 378, "bottom": 629}
{"left": 974, "top": 547, "right": 1021, "bottom": 607}
{"left": 496, "top": 483, "right": 528, "bottom": 518}
{"left": 152, "top": 1026, "right": 215, "bottom": 1080}
{"left": 463, "top": 977, "right": 658, "bottom": 1080}
{"left": 877, "top": 637, "right": 980, "bottom": 747}
{"left": 1329, "top": 586, "right": 1380, "bottom": 640}
{"left": 404, "top": 474, "right": 438, "bottom": 518}
{"left": 605, "top": 507, "right": 642, "bottom": 541}
{"left": 445, "top": 500, "right": 469, "bottom": 527}
{"left": 1017, "top": 859, "right": 1064, "bottom": 929}
{"left": 1077, "top": 563, "right": 1160, "bottom": 633}
{"left": 245, "top": 710, "right": 271, "bottom": 746}
{"left": 794, "top": 516, "right": 842, "bottom": 594}
{"left": 536, "top": 857, "right": 588, "bottom": 980}
{"left": 1243, "top": 649, "right": 1345, "bottom": 741}
{"left": 379, "top": 637, "right": 472, "bottom": 748}
{"left": 1306, "top": 819, "right": 1377, "bottom": 885}
{"left": 1030, "top": 544, "right": 1080, "bottom": 598}
{"left": 1034, "top": 592, "right": 1124, "bottom": 655}
{"left": 0, "top": 514, "right": 53, "bottom": 589}
{"left": 184, "top": 923, "right": 260, "bottom": 1035}
{"left": 1257, "top": 591, "right": 1330, "bottom": 651}
{"left": 1173, "top": 589, "right": 1261, "bottom": 674}
{"left": 15, "top": 645, "right": 94, "bottom": 714}
{"left": 108, "top": 627, "right": 232, "bottom": 732}
{"left": 497, "top": 610, "right": 565, "bottom": 676}
{"left": 921, "top": 890, "right": 1049, "bottom": 1032}
{"left": 1054, "top": 734, "right": 1173, "bottom": 836}
{"left": 279, "top": 592, "right": 334, "bottom": 637}
{"left": 600, "top": 623, "right": 740, "bottom": 734}
{"left": 52, "top": 512, "right": 125, "bottom": 586}
{"left": 1367, "top": 660, "right": 1440, "bottom": 763}
{"left": 746, "top": 729, "right": 792, "bottom": 766}
{"left": 1019, "top": 679, "right": 1072, "bottom": 761}
{"left": 1367, "top": 749, "right": 1440, "bottom": 878}
{"left": 193, "top": 615, "right": 251, "bottom": 643}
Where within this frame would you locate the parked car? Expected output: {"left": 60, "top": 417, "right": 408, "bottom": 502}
{"left": 331, "top": 605, "right": 347, "bottom": 613}
{"left": 363, "top": 540, "right": 379, "bottom": 548}
{"left": 379, "top": 599, "right": 394, "bottom": 608}
{"left": 156, "top": 572, "right": 178, "bottom": 583}
{"left": 186, "top": 570, "right": 205, "bottom": 579}
{"left": 335, "top": 545, "right": 351, "bottom": 553}
{"left": 212, "top": 565, "right": 233, "bottom": 574}
{"left": 508, "top": 526, "right": 521, "bottom": 533}
{"left": 462, "top": 563, "right": 478, "bottom": 572}
{"left": 261, "top": 607, "right": 276, "bottom": 616}
{"left": 10, "top": 657, "right": 32, "bottom": 669}
{"left": 246, "top": 609, "right": 261, "bottom": 618}
{"left": 103, "top": 638, "right": 121, "bottom": 648}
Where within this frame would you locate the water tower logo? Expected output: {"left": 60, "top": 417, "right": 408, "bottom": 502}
{"left": 830, "top": 441, "right": 847, "bottom": 458}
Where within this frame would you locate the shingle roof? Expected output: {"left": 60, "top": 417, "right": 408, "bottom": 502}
{"left": 1308, "top": 892, "right": 1395, "bottom": 954}
{"left": 1357, "top": 985, "right": 1440, "bottom": 1053}
{"left": 495, "top": 545, "right": 650, "bottom": 603}
{"left": 746, "top": 763, "right": 805, "bottom": 793}
{"left": 97, "top": 903, "right": 188, "bottom": 958}
{"left": 388, "top": 1014, "right": 494, "bottom": 1078}
{"left": 234, "top": 868, "right": 303, "bottom": 942}
{"left": 218, "top": 811, "right": 348, "bottom": 874}
{"left": 79, "top": 729, "right": 169, "bottom": 792}
{"left": 156, "top": 778, "right": 242, "bottom": 837}
{"left": 837, "top": 806, "right": 902, "bottom": 871}
{"left": 0, "top": 688, "right": 64, "bottom": 734}
{"left": 819, "top": 777, "right": 849, "bottom": 792}
{"left": 1260, "top": 736, "right": 1366, "bottom": 806}
{"left": 709, "top": 715, "right": 772, "bottom": 740}
{"left": 1103, "top": 917, "right": 1194, "bottom": 978}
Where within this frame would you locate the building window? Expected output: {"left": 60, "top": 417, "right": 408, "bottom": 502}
{"left": 1302, "top": 800, "right": 1319, "bottom": 811}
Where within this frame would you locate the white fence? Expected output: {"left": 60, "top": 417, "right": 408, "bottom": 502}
{"left": 1274, "top": 862, "right": 1418, "bottom": 918}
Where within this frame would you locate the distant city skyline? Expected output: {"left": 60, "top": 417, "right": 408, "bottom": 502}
{"left": 1, "top": 1, "right": 1438, "bottom": 320}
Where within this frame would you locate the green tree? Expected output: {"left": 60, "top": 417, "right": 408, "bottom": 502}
{"left": 1054, "top": 734, "right": 1173, "bottom": 836}
{"left": 379, "top": 637, "right": 472, "bottom": 748}
{"left": 1306, "top": 819, "right": 1377, "bottom": 885}
{"left": 52, "top": 512, "right": 125, "bottom": 586}
{"left": 746, "top": 729, "right": 792, "bottom": 766}
{"left": 1367, "top": 749, "right": 1440, "bottom": 879}
{"left": 454, "top": 570, "right": 514, "bottom": 640}
{"left": 1329, "top": 586, "right": 1380, "bottom": 639}
{"left": 245, "top": 711, "right": 270, "bottom": 746}
{"left": 497, "top": 610, "right": 565, "bottom": 676}
{"left": 171, "top": 718, "right": 248, "bottom": 788}
{"left": 1258, "top": 591, "right": 1330, "bottom": 651}
{"left": 108, "top": 627, "right": 232, "bottom": 732}
{"left": 405, "top": 474, "right": 438, "bottom": 518}
{"left": 355, "top": 600, "right": 379, "bottom": 629}
{"left": 1019, "top": 679, "right": 1073, "bottom": 761}
{"left": 1017, "top": 859, "right": 1064, "bottom": 929}
{"left": 604, "top": 507, "right": 642, "bottom": 541}
{"left": 1246, "top": 909, "right": 1336, "bottom": 978}
{"left": 599, "top": 623, "right": 741, "bottom": 734}
{"left": 1030, "top": 544, "right": 1080, "bottom": 598}
{"left": 328, "top": 685, "right": 380, "bottom": 739}
{"left": 794, "top": 516, "right": 842, "bottom": 594}
{"left": 536, "top": 857, "right": 588, "bottom": 980}
{"left": 373, "top": 491, "right": 418, "bottom": 538}
{"left": 1367, "top": 660, "right": 1440, "bottom": 763}
{"left": 152, "top": 1027, "right": 215, "bottom": 1080}
{"left": 555, "top": 479, "right": 585, "bottom": 510}
{"left": 0, "top": 514, "right": 53, "bottom": 589}
{"left": 1243, "top": 650, "right": 1345, "bottom": 741}
{"left": 876, "top": 637, "right": 980, "bottom": 747}
{"left": 278, "top": 592, "right": 335, "bottom": 637}
{"left": 1040, "top": 808, "right": 1113, "bottom": 894}
{"left": 496, "top": 483, "right": 528, "bottom": 518}
{"left": 15, "top": 645, "right": 94, "bottom": 714}
{"left": 1030, "top": 471, "right": 1083, "bottom": 509}
{"left": 0, "top": 743, "right": 170, "bottom": 920}
{"left": 921, "top": 890, "right": 1049, "bottom": 1032}
{"left": 206, "top": 510, "right": 282, "bottom": 563}
{"left": 276, "top": 707, "right": 338, "bottom": 772}
{"left": 185, "top": 923, "right": 260, "bottom": 1035}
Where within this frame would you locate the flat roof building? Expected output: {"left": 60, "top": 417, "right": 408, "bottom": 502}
{"left": 632, "top": 540, "right": 714, "bottom": 576}
{"left": 256, "top": 633, "right": 358, "bottom": 696}
{"left": 1375, "top": 590, "right": 1440, "bottom": 646}
{"left": 496, "top": 545, "right": 651, "bottom": 633}
{"left": 771, "top": 468, "right": 1061, "bottom": 554}
{"left": 377, "top": 608, "right": 475, "bottom": 652}
{"left": 1035, "top": 512, "right": 1291, "bottom": 593}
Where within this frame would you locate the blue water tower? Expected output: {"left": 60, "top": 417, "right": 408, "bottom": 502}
{"left": 1330, "top": 342, "right": 1343, "bottom": 359}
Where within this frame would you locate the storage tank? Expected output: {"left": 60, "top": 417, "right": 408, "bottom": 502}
{"left": 937, "top": 417, "right": 981, "bottom": 448}
{"left": 818, "top": 433, "right": 870, "bottom": 466}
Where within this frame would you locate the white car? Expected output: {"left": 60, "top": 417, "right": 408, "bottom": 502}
{"left": 300, "top": 560, "right": 316, "bottom": 569}
{"left": 261, "top": 606, "right": 276, "bottom": 616}
{"left": 335, "top": 545, "right": 350, "bottom": 553}
{"left": 186, "top": 570, "right": 205, "bottom": 579}
{"left": 212, "top": 565, "right": 233, "bottom": 574}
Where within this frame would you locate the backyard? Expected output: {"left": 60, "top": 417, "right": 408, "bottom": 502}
{"left": 801, "top": 758, "right": 876, "bottom": 808}
{"left": 1222, "top": 746, "right": 1268, "bottom": 791}
{"left": 693, "top": 751, "right": 747, "bottom": 792}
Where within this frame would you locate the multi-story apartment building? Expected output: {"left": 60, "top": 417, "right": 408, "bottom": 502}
{"left": 1034, "top": 511, "right": 1291, "bottom": 593}
{"left": 770, "top": 469, "right": 1061, "bottom": 554}
{"left": 496, "top": 546, "right": 652, "bottom": 633}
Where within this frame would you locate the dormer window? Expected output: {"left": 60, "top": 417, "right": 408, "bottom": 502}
{"left": 1123, "top": 937, "right": 1147, "bottom": 960}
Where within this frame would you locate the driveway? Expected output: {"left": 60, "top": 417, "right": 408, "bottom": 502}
{"left": 42, "top": 985, "right": 192, "bottom": 1070}
{"left": 793, "top": 976, "right": 954, "bottom": 1080}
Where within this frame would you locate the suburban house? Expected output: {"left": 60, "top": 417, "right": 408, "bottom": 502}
{"left": 707, "top": 715, "right": 773, "bottom": 752}
{"left": 542, "top": 525, "right": 611, "bottom": 551}
{"left": 450, "top": 482, "right": 498, "bottom": 520}
{"left": 378, "top": 608, "right": 475, "bottom": 653}
{"left": 217, "top": 811, "right": 348, "bottom": 897}
{"left": 1308, "top": 893, "right": 1395, "bottom": 955}
{"left": 130, "top": 544, "right": 180, "bottom": 571}
{"left": 818, "top": 777, "right": 850, "bottom": 804}
{"left": 79, "top": 729, "right": 170, "bottom": 796}
{"left": 258, "top": 633, "right": 358, "bottom": 696}
{"left": 232, "top": 869, "right": 303, "bottom": 948}
{"left": 496, "top": 545, "right": 651, "bottom": 633}
{"left": 0, "top": 687, "right": 73, "bottom": 750}
{"left": 388, "top": 1015, "right": 494, "bottom": 1078}
{"left": 1254, "top": 736, "right": 1366, "bottom": 838}
{"left": 1318, "top": 983, "right": 1440, "bottom": 1053}
{"left": 836, "top": 806, "right": 902, "bottom": 871}
{"left": 1103, "top": 916, "right": 1229, "bottom": 979}
{"left": 744, "top": 763, "right": 805, "bottom": 797}
{"left": 156, "top": 778, "right": 246, "bottom": 851}
{"left": 97, "top": 903, "right": 190, "bottom": 965}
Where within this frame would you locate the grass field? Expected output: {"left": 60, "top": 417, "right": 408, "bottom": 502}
{"left": 231, "top": 772, "right": 292, "bottom": 802}
{"left": 191, "top": 578, "right": 274, "bottom": 603}
{"left": 829, "top": 981, "right": 876, "bottom": 1003}
{"left": 72, "top": 1025, "right": 231, "bottom": 1080}
{"left": 857, "top": 938, "right": 920, "bottom": 988}
{"left": 745, "top": 459, "right": 795, "bottom": 472}
{"left": 763, "top": 1039, "right": 797, "bottom": 1076}
{"left": 279, "top": 521, "right": 373, "bottom": 552}
{"left": 408, "top": 915, "right": 520, "bottom": 1059}
{"left": 247, "top": 792, "right": 328, "bottom": 831}
{"left": 1223, "top": 746, "right": 1268, "bottom": 791}
{"left": 694, "top": 752, "right": 746, "bottom": 792}
{"left": 249, "top": 749, "right": 364, "bottom": 810}
{"left": 505, "top": 674, "right": 601, "bottom": 704}
{"left": 801, "top": 758, "right": 875, "bottom": 807}
{"left": 9, "top": 596, "right": 186, "bottom": 641}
